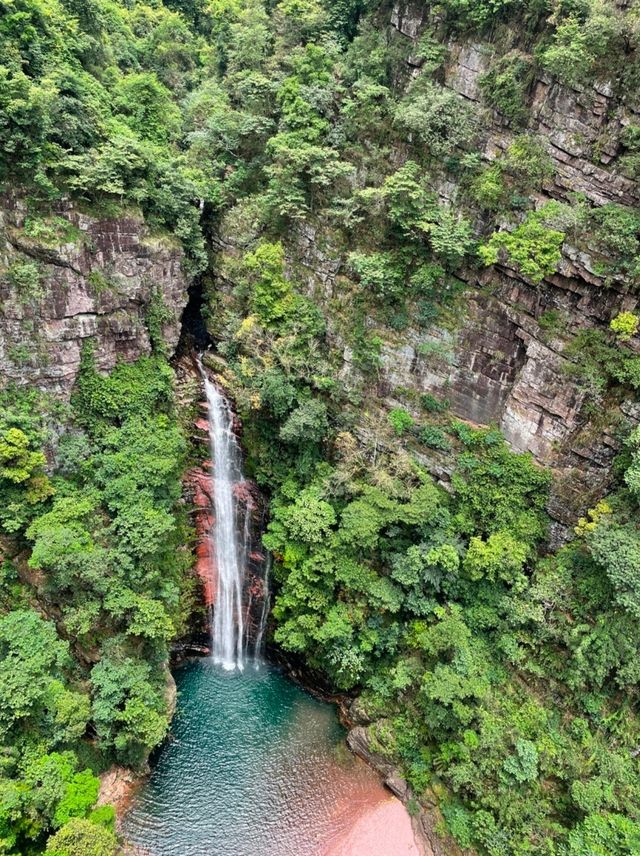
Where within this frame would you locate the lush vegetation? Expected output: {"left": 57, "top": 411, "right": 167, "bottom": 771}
{"left": 0, "top": 351, "right": 191, "bottom": 854}
{"left": 2, "top": 1, "right": 640, "bottom": 856}
{"left": 210, "top": 236, "right": 640, "bottom": 855}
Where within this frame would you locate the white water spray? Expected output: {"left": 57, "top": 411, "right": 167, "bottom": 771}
{"left": 200, "top": 365, "right": 247, "bottom": 670}
{"left": 253, "top": 553, "right": 271, "bottom": 665}
{"left": 198, "top": 358, "right": 270, "bottom": 669}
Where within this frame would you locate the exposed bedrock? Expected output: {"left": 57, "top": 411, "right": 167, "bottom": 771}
{"left": 271, "top": 4, "right": 640, "bottom": 544}
{"left": 0, "top": 195, "right": 188, "bottom": 396}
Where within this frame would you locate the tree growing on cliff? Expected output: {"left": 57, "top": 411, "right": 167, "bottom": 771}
{"left": 480, "top": 210, "right": 565, "bottom": 284}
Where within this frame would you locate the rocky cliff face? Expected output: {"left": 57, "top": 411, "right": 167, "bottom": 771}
{"left": 385, "top": 2, "right": 640, "bottom": 540}
{"left": 227, "top": 2, "right": 639, "bottom": 545}
{"left": 370, "top": 260, "right": 639, "bottom": 544}
{"left": 0, "top": 195, "right": 189, "bottom": 397}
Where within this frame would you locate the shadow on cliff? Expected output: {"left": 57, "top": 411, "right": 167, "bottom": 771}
{"left": 176, "top": 276, "right": 210, "bottom": 356}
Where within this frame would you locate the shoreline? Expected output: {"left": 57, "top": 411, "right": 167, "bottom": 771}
{"left": 323, "top": 792, "right": 427, "bottom": 856}
{"left": 105, "top": 649, "right": 441, "bottom": 855}
{"left": 266, "top": 647, "right": 449, "bottom": 856}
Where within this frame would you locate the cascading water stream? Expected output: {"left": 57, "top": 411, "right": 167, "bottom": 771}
{"left": 253, "top": 552, "right": 271, "bottom": 664}
{"left": 199, "top": 359, "right": 249, "bottom": 670}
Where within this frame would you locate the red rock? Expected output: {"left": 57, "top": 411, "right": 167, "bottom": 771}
{"left": 233, "top": 481, "right": 256, "bottom": 507}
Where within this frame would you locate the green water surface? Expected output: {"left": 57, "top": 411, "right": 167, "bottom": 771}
{"left": 123, "top": 658, "right": 370, "bottom": 856}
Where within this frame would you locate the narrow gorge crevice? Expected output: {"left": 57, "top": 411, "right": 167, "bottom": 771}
{"left": 175, "top": 276, "right": 211, "bottom": 357}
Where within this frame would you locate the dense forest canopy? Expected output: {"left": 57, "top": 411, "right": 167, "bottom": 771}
{"left": 1, "top": 0, "right": 640, "bottom": 854}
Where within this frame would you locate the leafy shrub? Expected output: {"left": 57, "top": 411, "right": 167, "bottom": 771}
{"left": 538, "top": 309, "right": 564, "bottom": 337}
{"left": 436, "top": 0, "right": 517, "bottom": 30}
{"left": 471, "top": 164, "right": 507, "bottom": 211}
{"left": 538, "top": 5, "right": 622, "bottom": 88}
{"left": 424, "top": 209, "right": 474, "bottom": 269}
{"left": 388, "top": 408, "right": 415, "bottom": 435}
{"left": 243, "top": 242, "right": 292, "bottom": 324}
{"left": 479, "top": 51, "right": 533, "bottom": 126}
{"left": 86, "top": 271, "right": 113, "bottom": 296}
{"left": 480, "top": 208, "right": 565, "bottom": 283}
{"left": 395, "top": 80, "right": 476, "bottom": 160}
{"left": 348, "top": 251, "right": 407, "bottom": 302}
{"left": 420, "top": 425, "right": 452, "bottom": 451}
{"left": 72, "top": 347, "right": 175, "bottom": 429}
{"left": 590, "top": 204, "right": 640, "bottom": 282}
{"left": 90, "top": 651, "right": 170, "bottom": 767}
{"left": 620, "top": 124, "right": 640, "bottom": 178}
{"left": 351, "top": 330, "right": 383, "bottom": 374}
{"left": 610, "top": 312, "right": 639, "bottom": 342}
{"left": 23, "top": 215, "right": 80, "bottom": 246}
{"left": 502, "top": 135, "right": 554, "bottom": 191}
{"left": 420, "top": 393, "right": 450, "bottom": 413}
{"left": 566, "top": 328, "right": 640, "bottom": 396}
{"left": 5, "top": 259, "right": 43, "bottom": 302}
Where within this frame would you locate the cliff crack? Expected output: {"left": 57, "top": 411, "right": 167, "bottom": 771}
{"left": 6, "top": 235, "right": 84, "bottom": 277}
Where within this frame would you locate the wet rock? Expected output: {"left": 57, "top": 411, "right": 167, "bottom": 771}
{"left": 348, "top": 697, "right": 374, "bottom": 726}
{"left": 347, "top": 726, "right": 396, "bottom": 779}
{"left": 180, "top": 357, "right": 269, "bottom": 642}
{"left": 165, "top": 667, "right": 177, "bottom": 722}
{"left": 184, "top": 464, "right": 217, "bottom": 607}
{"left": 98, "top": 766, "right": 140, "bottom": 821}
{"left": 384, "top": 771, "right": 409, "bottom": 800}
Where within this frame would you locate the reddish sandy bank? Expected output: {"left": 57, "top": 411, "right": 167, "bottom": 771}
{"left": 324, "top": 794, "right": 426, "bottom": 856}
{"left": 319, "top": 761, "right": 427, "bottom": 856}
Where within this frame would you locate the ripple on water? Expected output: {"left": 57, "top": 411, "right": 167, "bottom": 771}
{"left": 123, "top": 659, "right": 413, "bottom": 856}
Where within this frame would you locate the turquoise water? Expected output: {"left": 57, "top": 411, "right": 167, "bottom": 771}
{"left": 123, "top": 659, "right": 380, "bottom": 856}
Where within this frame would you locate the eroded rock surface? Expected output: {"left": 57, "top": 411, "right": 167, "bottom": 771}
{"left": 268, "top": 5, "right": 640, "bottom": 543}
{"left": 0, "top": 196, "right": 188, "bottom": 396}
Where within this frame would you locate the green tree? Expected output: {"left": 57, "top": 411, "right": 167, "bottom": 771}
{"left": 480, "top": 210, "right": 565, "bottom": 284}
{"left": 114, "top": 73, "right": 181, "bottom": 144}
{"left": 395, "top": 81, "right": 476, "bottom": 160}
{"left": 22, "top": 752, "right": 99, "bottom": 831}
{"left": 46, "top": 818, "right": 118, "bottom": 856}
{"left": 0, "top": 426, "right": 53, "bottom": 533}
{"left": 0, "top": 611, "right": 69, "bottom": 740}
{"left": 243, "top": 242, "right": 293, "bottom": 325}
{"left": 90, "top": 649, "right": 169, "bottom": 767}
{"left": 463, "top": 531, "right": 528, "bottom": 587}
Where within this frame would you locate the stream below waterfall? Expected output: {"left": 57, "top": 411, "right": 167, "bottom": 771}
{"left": 122, "top": 658, "right": 423, "bottom": 856}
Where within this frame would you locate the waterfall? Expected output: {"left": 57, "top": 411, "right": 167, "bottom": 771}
{"left": 253, "top": 553, "right": 271, "bottom": 665}
{"left": 197, "top": 358, "right": 269, "bottom": 669}
{"left": 200, "top": 364, "right": 247, "bottom": 670}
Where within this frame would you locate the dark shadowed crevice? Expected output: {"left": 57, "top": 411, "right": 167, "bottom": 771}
{"left": 177, "top": 276, "right": 210, "bottom": 355}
